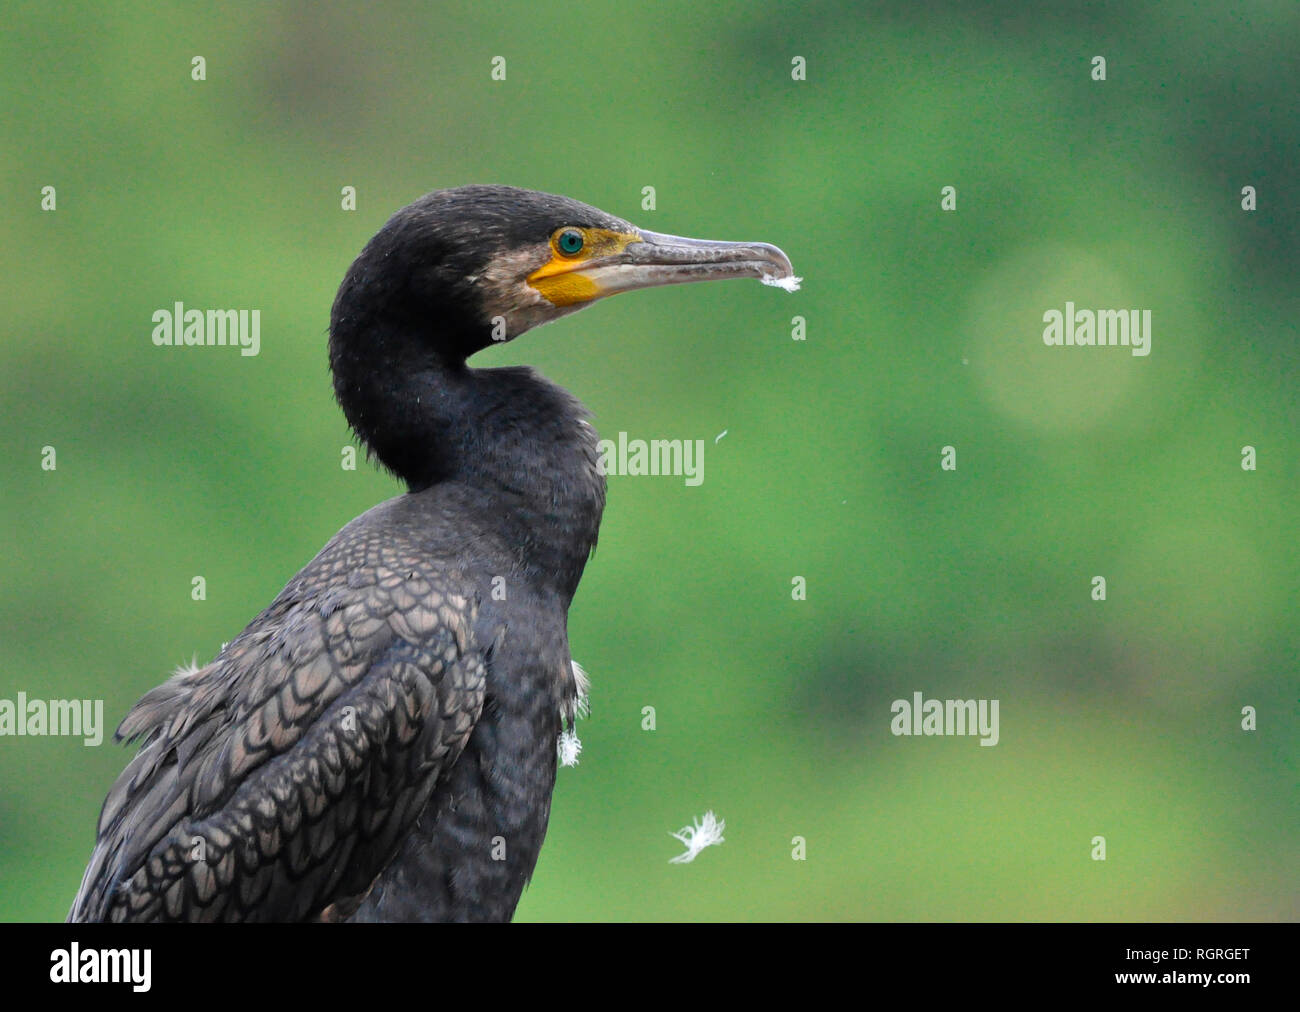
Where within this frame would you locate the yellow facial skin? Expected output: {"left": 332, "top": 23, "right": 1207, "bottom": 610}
{"left": 527, "top": 227, "right": 643, "bottom": 306}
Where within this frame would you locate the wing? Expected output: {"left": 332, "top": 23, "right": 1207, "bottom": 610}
{"left": 68, "top": 534, "right": 486, "bottom": 923}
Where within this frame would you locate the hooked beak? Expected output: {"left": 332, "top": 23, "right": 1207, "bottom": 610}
{"left": 528, "top": 228, "right": 800, "bottom": 307}
{"left": 596, "top": 229, "right": 800, "bottom": 295}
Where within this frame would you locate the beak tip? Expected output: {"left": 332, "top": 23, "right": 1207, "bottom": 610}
{"left": 752, "top": 242, "right": 798, "bottom": 291}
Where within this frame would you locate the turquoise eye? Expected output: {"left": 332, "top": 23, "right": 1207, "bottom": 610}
{"left": 557, "top": 229, "right": 584, "bottom": 255}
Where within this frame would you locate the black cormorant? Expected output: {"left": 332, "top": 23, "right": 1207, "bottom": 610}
{"left": 69, "top": 185, "right": 797, "bottom": 922}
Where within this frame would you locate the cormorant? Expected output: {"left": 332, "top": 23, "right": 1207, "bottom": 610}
{"left": 69, "top": 185, "right": 797, "bottom": 922}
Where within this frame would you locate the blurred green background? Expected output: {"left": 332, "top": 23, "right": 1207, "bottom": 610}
{"left": 2, "top": 1, "right": 1296, "bottom": 921}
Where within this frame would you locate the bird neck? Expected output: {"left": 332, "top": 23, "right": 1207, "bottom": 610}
{"left": 332, "top": 333, "right": 605, "bottom": 599}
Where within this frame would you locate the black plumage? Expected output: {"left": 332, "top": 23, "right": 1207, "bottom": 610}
{"left": 69, "top": 185, "right": 795, "bottom": 922}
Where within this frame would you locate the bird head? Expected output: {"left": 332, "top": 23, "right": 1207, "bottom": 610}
{"left": 331, "top": 184, "right": 799, "bottom": 361}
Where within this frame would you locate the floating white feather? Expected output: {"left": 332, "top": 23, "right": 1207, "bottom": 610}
{"left": 669, "top": 811, "right": 726, "bottom": 864}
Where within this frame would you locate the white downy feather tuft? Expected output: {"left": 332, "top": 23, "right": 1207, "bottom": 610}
{"left": 668, "top": 811, "right": 726, "bottom": 864}
{"left": 760, "top": 274, "right": 802, "bottom": 292}
{"left": 558, "top": 659, "right": 591, "bottom": 767}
